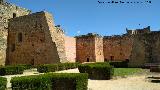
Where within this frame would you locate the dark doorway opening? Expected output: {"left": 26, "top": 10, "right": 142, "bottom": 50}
{"left": 125, "top": 59, "right": 129, "bottom": 63}
{"left": 31, "top": 59, "right": 34, "bottom": 65}
{"left": 87, "top": 58, "right": 89, "bottom": 62}
{"left": 110, "top": 56, "right": 114, "bottom": 61}
{"left": 104, "top": 58, "right": 107, "bottom": 62}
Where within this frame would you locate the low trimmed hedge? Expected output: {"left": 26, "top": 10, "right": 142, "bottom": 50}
{"left": 16, "top": 64, "right": 33, "bottom": 70}
{"left": 0, "top": 77, "right": 7, "bottom": 90}
{"left": 150, "top": 66, "right": 160, "bottom": 72}
{"left": 109, "top": 61, "right": 128, "bottom": 68}
{"left": 78, "top": 63, "right": 113, "bottom": 80}
{"left": 11, "top": 73, "right": 88, "bottom": 90}
{"left": 37, "top": 63, "right": 79, "bottom": 73}
{"left": 0, "top": 65, "right": 24, "bottom": 76}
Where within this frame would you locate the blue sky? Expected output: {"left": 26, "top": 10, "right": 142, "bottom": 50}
{"left": 7, "top": 0, "right": 160, "bottom": 36}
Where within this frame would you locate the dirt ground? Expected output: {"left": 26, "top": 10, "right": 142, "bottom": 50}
{"left": 1, "top": 68, "right": 160, "bottom": 90}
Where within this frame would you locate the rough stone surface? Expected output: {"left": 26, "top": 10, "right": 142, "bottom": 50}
{"left": 129, "top": 31, "right": 160, "bottom": 67}
{"left": 6, "top": 11, "right": 67, "bottom": 65}
{"left": 0, "top": 1, "right": 30, "bottom": 65}
{"left": 64, "top": 36, "right": 76, "bottom": 62}
{"left": 76, "top": 33, "right": 104, "bottom": 63}
{"left": 103, "top": 35, "right": 133, "bottom": 62}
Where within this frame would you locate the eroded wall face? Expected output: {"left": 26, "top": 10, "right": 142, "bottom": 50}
{"left": 103, "top": 35, "right": 133, "bottom": 62}
{"left": 95, "top": 37, "right": 104, "bottom": 62}
{"left": 45, "top": 12, "right": 67, "bottom": 63}
{"left": 65, "top": 36, "right": 76, "bottom": 62}
{"left": 0, "top": 2, "right": 30, "bottom": 65}
{"left": 129, "top": 32, "right": 160, "bottom": 67}
{"left": 6, "top": 12, "right": 65, "bottom": 65}
{"left": 76, "top": 37, "right": 96, "bottom": 63}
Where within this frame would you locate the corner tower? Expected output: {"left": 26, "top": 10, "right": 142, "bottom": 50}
{"left": 76, "top": 33, "right": 104, "bottom": 63}
{"left": 6, "top": 11, "right": 67, "bottom": 65}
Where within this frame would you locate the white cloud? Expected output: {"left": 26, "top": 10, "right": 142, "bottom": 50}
{"left": 77, "top": 31, "right": 81, "bottom": 34}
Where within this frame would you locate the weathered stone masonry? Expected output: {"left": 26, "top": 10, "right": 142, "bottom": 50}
{"left": 0, "top": 0, "right": 31, "bottom": 65}
{"left": 103, "top": 35, "right": 133, "bottom": 62}
{"left": 1, "top": 1, "right": 160, "bottom": 67}
{"left": 76, "top": 33, "right": 104, "bottom": 63}
{"left": 6, "top": 11, "right": 67, "bottom": 65}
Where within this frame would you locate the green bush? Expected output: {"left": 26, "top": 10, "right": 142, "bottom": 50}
{"left": 78, "top": 63, "right": 113, "bottom": 80}
{"left": 0, "top": 77, "right": 7, "bottom": 90}
{"left": 37, "top": 64, "right": 58, "bottom": 73}
{"left": 11, "top": 73, "right": 88, "bottom": 90}
{"left": 109, "top": 61, "right": 128, "bottom": 68}
{"left": 37, "top": 63, "right": 80, "bottom": 73}
{"left": 16, "top": 64, "right": 33, "bottom": 70}
{"left": 0, "top": 65, "right": 24, "bottom": 76}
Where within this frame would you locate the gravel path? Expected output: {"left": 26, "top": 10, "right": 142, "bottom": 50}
{"left": 1, "top": 68, "right": 160, "bottom": 90}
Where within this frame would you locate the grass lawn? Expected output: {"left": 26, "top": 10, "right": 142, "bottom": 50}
{"left": 113, "top": 68, "right": 143, "bottom": 76}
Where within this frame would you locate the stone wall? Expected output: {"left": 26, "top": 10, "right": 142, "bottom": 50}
{"left": 103, "top": 35, "right": 133, "bottom": 62}
{"left": 0, "top": 2, "right": 31, "bottom": 65}
{"left": 95, "top": 36, "right": 104, "bottom": 62}
{"left": 64, "top": 36, "right": 76, "bottom": 62}
{"left": 129, "top": 31, "right": 160, "bottom": 67}
{"left": 76, "top": 33, "right": 103, "bottom": 63}
{"left": 45, "top": 12, "right": 67, "bottom": 63}
{"left": 6, "top": 11, "right": 66, "bottom": 65}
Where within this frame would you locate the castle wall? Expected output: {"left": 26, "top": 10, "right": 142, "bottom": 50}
{"left": 129, "top": 35, "right": 146, "bottom": 67}
{"left": 95, "top": 36, "right": 104, "bottom": 62}
{"left": 129, "top": 32, "right": 160, "bottom": 67}
{"left": 45, "top": 12, "right": 67, "bottom": 63}
{"left": 6, "top": 11, "right": 66, "bottom": 65}
{"left": 103, "top": 35, "right": 133, "bottom": 62}
{"left": 76, "top": 36, "right": 96, "bottom": 63}
{"left": 64, "top": 36, "right": 76, "bottom": 62}
{"left": 0, "top": 2, "right": 31, "bottom": 65}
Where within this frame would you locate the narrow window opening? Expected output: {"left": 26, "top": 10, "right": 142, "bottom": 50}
{"left": 18, "top": 33, "right": 22, "bottom": 42}
{"left": 87, "top": 58, "right": 89, "bottom": 62}
{"left": 13, "top": 13, "right": 16, "bottom": 18}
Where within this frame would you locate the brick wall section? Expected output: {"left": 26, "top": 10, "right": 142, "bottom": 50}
{"left": 6, "top": 11, "right": 66, "bottom": 65}
{"left": 76, "top": 34, "right": 104, "bottom": 63}
{"left": 64, "top": 36, "right": 76, "bottom": 62}
{"left": 103, "top": 35, "right": 133, "bottom": 62}
{"left": 0, "top": 2, "right": 30, "bottom": 65}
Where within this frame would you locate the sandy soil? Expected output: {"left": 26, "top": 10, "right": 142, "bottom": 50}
{"left": 1, "top": 68, "right": 160, "bottom": 90}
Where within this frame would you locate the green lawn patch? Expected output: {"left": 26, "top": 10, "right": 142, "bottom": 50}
{"left": 113, "top": 68, "right": 143, "bottom": 76}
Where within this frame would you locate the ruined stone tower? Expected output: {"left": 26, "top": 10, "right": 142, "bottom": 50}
{"left": 6, "top": 11, "right": 67, "bottom": 65}
{"left": 76, "top": 33, "right": 104, "bottom": 63}
{"left": 0, "top": 1, "right": 30, "bottom": 65}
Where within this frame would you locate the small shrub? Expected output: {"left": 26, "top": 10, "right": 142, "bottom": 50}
{"left": 0, "top": 65, "right": 24, "bottom": 76}
{"left": 0, "top": 77, "right": 7, "bottom": 90}
{"left": 37, "top": 64, "right": 58, "bottom": 73}
{"left": 16, "top": 64, "right": 33, "bottom": 70}
{"left": 78, "top": 63, "right": 113, "bottom": 80}
{"left": 150, "top": 66, "right": 160, "bottom": 72}
{"left": 11, "top": 73, "right": 88, "bottom": 90}
{"left": 109, "top": 61, "right": 128, "bottom": 68}
{"left": 37, "top": 63, "right": 80, "bottom": 73}
{"left": 11, "top": 75, "right": 51, "bottom": 90}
